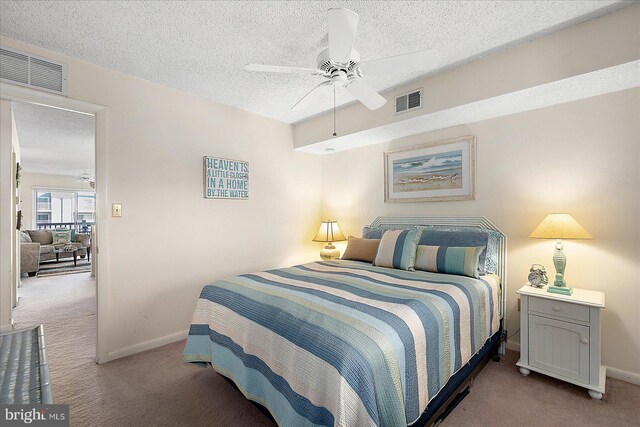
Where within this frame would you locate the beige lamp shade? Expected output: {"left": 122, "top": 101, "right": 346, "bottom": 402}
{"left": 313, "top": 220, "right": 346, "bottom": 243}
{"left": 529, "top": 214, "right": 593, "bottom": 239}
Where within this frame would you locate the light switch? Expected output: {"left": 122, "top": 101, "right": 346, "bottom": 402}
{"left": 112, "top": 203, "right": 122, "bottom": 217}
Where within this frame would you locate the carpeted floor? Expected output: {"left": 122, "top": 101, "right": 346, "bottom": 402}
{"left": 13, "top": 273, "right": 640, "bottom": 426}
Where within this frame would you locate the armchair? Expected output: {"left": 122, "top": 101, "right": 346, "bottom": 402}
{"left": 20, "top": 242, "right": 40, "bottom": 277}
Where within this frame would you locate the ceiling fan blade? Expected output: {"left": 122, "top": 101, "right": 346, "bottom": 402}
{"left": 345, "top": 79, "right": 387, "bottom": 110}
{"left": 245, "top": 64, "right": 320, "bottom": 75}
{"left": 328, "top": 8, "right": 359, "bottom": 64}
{"left": 291, "top": 81, "right": 331, "bottom": 110}
{"left": 358, "top": 49, "right": 440, "bottom": 76}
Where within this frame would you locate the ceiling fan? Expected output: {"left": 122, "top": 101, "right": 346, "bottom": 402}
{"left": 245, "top": 7, "right": 440, "bottom": 112}
{"left": 75, "top": 170, "right": 95, "bottom": 188}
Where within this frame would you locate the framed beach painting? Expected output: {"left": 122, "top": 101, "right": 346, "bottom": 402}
{"left": 384, "top": 136, "right": 476, "bottom": 203}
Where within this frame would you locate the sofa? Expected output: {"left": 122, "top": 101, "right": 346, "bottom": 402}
{"left": 20, "top": 229, "right": 91, "bottom": 277}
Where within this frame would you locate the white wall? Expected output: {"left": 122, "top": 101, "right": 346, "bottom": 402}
{"left": 0, "top": 100, "right": 21, "bottom": 328}
{"left": 11, "top": 109, "right": 21, "bottom": 308}
{"left": 321, "top": 88, "right": 640, "bottom": 379}
{"left": 19, "top": 173, "right": 92, "bottom": 230}
{"left": 1, "top": 36, "right": 322, "bottom": 358}
{"left": 0, "top": 100, "right": 14, "bottom": 330}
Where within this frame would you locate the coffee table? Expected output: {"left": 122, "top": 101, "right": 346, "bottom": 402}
{"left": 53, "top": 247, "right": 78, "bottom": 266}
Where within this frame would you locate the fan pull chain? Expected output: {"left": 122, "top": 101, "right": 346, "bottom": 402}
{"left": 332, "top": 85, "right": 337, "bottom": 137}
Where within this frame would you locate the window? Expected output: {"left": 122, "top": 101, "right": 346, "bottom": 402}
{"left": 37, "top": 192, "right": 51, "bottom": 211}
{"left": 37, "top": 212, "right": 51, "bottom": 223}
{"left": 77, "top": 213, "right": 95, "bottom": 222}
{"left": 77, "top": 192, "right": 96, "bottom": 224}
{"left": 34, "top": 189, "right": 96, "bottom": 230}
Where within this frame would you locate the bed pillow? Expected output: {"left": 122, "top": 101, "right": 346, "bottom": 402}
{"left": 341, "top": 236, "right": 381, "bottom": 263}
{"left": 415, "top": 245, "right": 485, "bottom": 278}
{"left": 52, "top": 229, "right": 72, "bottom": 245}
{"left": 373, "top": 228, "right": 423, "bottom": 271}
{"left": 419, "top": 228, "right": 500, "bottom": 274}
{"left": 362, "top": 226, "right": 385, "bottom": 240}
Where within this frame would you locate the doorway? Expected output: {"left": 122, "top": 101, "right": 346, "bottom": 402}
{"left": 11, "top": 100, "right": 96, "bottom": 358}
{"left": 0, "top": 82, "right": 109, "bottom": 363}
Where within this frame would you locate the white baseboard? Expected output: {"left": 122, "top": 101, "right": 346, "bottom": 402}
{"left": 506, "top": 341, "right": 520, "bottom": 352}
{"left": 104, "top": 329, "right": 188, "bottom": 363}
{"left": 605, "top": 366, "right": 640, "bottom": 386}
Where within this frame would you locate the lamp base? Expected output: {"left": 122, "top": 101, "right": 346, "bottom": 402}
{"left": 547, "top": 285, "right": 573, "bottom": 295}
{"left": 320, "top": 244, "right": 340, "bottom": 261}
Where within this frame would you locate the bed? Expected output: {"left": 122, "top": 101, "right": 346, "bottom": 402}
{"left": 184, "top": 216, "right": 507, "bottom": 426}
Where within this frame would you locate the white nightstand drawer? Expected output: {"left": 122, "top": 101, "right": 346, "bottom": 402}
{"left": 530, "top": 296, "right": 589, "bottom": 323}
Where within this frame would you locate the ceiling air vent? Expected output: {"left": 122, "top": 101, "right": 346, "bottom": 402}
{"left": 0, "top": 46, "right": 67, "bottom": 95}
{"left": 395, "top": 89, "right": 422, "bottom": 114}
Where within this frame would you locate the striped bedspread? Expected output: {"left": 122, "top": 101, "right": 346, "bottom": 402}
{"left": 184, "top": 260, "right": 500, "bottom": 427}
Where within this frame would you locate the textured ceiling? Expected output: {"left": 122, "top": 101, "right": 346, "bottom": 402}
{"left": 12, "top": 102, "right": 95, "bottom": 176}
{"left": 0, "top": 1, "right": 627, "bottom": 124}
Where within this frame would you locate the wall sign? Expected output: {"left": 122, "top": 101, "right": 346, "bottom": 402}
{"left": 203, "top": 156, "right": 249, "bottom": 199}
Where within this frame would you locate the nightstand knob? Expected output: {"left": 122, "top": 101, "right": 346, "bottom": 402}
{"left": 580, "top": 337, "right": 589, "bottom": 344}
{"left": 552, "top": 305, "right": 561, "bottom": 312}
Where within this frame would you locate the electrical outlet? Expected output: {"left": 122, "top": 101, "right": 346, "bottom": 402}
{"left": 112, "top": 203, "right": 122, "bottom": 217}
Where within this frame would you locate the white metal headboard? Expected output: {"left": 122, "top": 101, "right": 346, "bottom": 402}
{"left": 368, "top": 216, "right": 508, "bottom": 321}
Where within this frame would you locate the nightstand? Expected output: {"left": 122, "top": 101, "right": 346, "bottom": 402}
{"left": 516, "top": 285, "right": 606, "bottom": 399}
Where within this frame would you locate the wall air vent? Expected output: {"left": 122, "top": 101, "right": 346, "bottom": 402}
{"left": 395, "top": 89, "right": 422, "bottom": 114}
{"left": 0, "top": 46, "right": 67, "bottom": 95}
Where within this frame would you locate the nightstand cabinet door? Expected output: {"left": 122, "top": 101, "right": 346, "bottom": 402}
{"left": 529, "top": 314, "right": 590, "bottom": 384}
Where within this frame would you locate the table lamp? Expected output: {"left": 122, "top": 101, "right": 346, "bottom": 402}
{"left": 313, "top": 220, "right": 346, "bottom": 260}
{"left": 529, "top": 213, "right": 592, "bottom": 295}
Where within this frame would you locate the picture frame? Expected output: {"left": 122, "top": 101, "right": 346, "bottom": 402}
{"left": 384, "top": 135, "right": 476, "bottom": 203}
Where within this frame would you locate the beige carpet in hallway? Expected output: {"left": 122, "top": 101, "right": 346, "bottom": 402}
{"left": 12, "top": 273, "right": 640, "bottom": 426}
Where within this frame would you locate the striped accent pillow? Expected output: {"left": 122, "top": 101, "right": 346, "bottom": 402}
{"left": 415, "top": 245, "right": 485, "bottom": 278}
{"left": 373, "top": 228, "right": 423, "bottom": 271}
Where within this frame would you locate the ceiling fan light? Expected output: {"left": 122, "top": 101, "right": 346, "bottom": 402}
{"left": 330, "top": 70, "right": 348, "bottom": 84}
